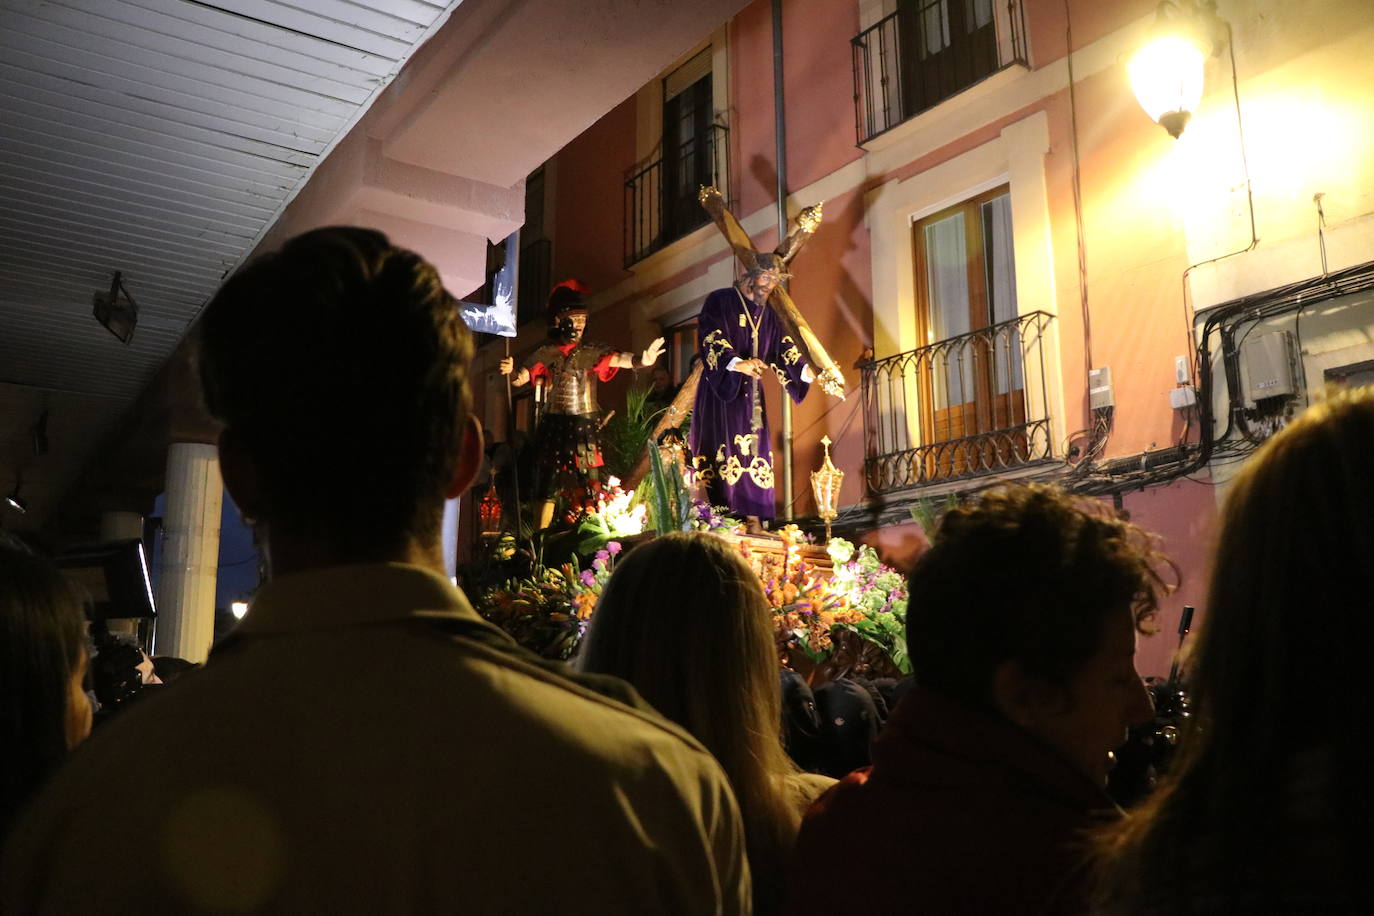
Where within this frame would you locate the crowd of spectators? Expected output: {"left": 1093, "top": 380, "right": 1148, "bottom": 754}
{"left": 1, "top": 227, "right": 1367, "bottom": 913}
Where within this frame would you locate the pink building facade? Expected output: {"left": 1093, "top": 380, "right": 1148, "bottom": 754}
{"left": 473, "top": 0, "right": 1374, "bottom": 677}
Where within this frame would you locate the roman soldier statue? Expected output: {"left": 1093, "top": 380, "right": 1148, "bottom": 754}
{"left": 500, "top": 281, "right": 665, "bottom": 528}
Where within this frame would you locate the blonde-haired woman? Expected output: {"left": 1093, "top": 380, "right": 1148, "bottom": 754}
{"left": 579, "top": 531, "right": 833, "bottom": 915}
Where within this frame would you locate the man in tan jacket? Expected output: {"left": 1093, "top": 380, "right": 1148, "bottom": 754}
{"left": 3, "top": 227, "right": 750, "bottom": 915}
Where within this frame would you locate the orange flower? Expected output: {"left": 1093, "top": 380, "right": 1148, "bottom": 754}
{"left": 573, "top": 593, "right": 597, "bottom": 620}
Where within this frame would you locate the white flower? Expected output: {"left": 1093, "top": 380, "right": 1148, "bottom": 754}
{"left": 826, "top": 537, "right": 856, "bottom": 564}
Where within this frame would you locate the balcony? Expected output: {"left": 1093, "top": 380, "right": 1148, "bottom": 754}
{"left": 860, "top": 311, "right": 1055, "bottom": 494}
{"left": 623, "top": 123, "right": 729, "bottom": 267}
{"left": 851, "top": 0, "right": 1028, "bottom": 145}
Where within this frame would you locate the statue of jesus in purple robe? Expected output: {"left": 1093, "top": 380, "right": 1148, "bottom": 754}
{"left": 689, "top": 258, "right": 815, "bottom": 524}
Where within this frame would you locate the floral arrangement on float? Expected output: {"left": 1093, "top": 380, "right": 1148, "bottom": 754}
{"left": 470, "top": 490, "right": 912, "bottom": 675}
{"left": 822, "top": 537, "right": 911, "bottom": 675}
{"left": 690, "top": 501, "right": 745, "bottom": 535}
{"left": 476, "top": 560, "right": 589, "bottom": 661}
{"left": 742, "top": 528, "right": 911, "bottom": 677}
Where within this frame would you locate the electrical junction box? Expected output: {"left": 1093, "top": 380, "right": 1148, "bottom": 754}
{"left": 1089, "top": 366, "right": 1114, "bottom": 410}
{"left": 1170, "top": 386, "right": 1197, "bottom": 410}
{"left": 1242, "top": 331, "right": 1296, "bottom": 403}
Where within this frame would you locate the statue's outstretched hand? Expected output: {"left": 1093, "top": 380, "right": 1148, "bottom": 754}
{"left": 499, "top": 357, "right": 530, "bottom": 386}
{"left": 641, "top": 337, "right": 666, "bottom": 367}
{"left": 819, "top": 368, "right": 846, "bottom": 399}
{"left": 730, "top": 358, "right": 767, "bottom": 378}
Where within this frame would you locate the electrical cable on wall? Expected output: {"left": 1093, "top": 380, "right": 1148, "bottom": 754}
{"left": 1063, "top": 0, "right": 1094, "bottom": 382}
{"left": 1180, "top": 21, "right": 1258, "bottom": 386}
{"left": 1071, "top": 261, "right": 1374, "bottom": 497}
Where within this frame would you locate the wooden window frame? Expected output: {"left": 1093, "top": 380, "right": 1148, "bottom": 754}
{"left": 911, "top": 183, "right": 1027, "bottom": 477}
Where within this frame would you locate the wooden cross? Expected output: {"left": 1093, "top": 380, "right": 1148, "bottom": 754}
{"left": 697, "top": 185, "right": 846, "bottom": 399}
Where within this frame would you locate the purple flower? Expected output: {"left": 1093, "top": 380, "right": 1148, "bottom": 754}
{"left": 607, "top": 541, "right": 622, "bottom": 555}
{"left": 595, "top": 549, "right": 610, "bottom": 562}
{"left": 580, "top": 569, "right": 596, "bottom": 587}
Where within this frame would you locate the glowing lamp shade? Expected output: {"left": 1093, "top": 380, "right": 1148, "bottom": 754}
{"left": 1129, "top": 34, "right": 1206, "bottom": 138}
{"left": 809, "top": 435, "right": 844, "bottom": 542}
{"left": 231, "top": 601, "right": 249, "bottom": 620}
{"left": 478, "top": 481, "right": 503, "bottom": 536}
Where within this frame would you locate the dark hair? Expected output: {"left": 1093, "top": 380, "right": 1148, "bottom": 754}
{"left": 1097, "top": 387, "right": 1374, "bottom": 913}
{"left": 578, "top": 532, "right": 798, "bottom": 913}
{"left": 199, "top": 227, "right": 474, "bottom": 559}
{"left": 1, "top": 534, "right": 88, "bottom": 832}
{"left": 906, "top": 483, "right": 1168, "bottom": 708}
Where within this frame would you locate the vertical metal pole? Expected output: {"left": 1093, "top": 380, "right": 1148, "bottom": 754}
{"left": 501, "top": 230, "right": 527, "bottom": 551}
{"left": 772, "top": 0, "right": 794, "bottom": 522}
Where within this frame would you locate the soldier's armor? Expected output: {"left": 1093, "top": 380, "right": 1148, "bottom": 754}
{"left": 527, "top": 341, "right": 616, "bottom": 417}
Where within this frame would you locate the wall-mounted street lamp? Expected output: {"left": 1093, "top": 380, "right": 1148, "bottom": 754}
{"left": 1128, "top": 0, "right": 1227, "bottom": 139}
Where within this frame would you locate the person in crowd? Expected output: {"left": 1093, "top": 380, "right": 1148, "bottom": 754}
{"left": 3, "top": 227, "right": 749, "bottom": 914}
{"left": 645, "top": 364, "right": 681, "bottom": 411}
{"left": 1096, "top": 386, "right": 1374, "bottom": 915}
{"left": 779, "top": 668, "right": 825, "bottom": 773}
{"left": 789, "top": 483, "right": 1169, "bottom": 915}
{"left": 150, "top": 654, "right": 199, "bottom": 684}
{"left": 0, "top": 534, "right": 92, "bottom": 836}
{"left": 579, "top": 531, "right": 834, "bottom": 916}
{"left": 811, "top": 676, "right": 884, "bottom": 777}
{"left": 90, "top": 636, "right": 162, "bottom": 724}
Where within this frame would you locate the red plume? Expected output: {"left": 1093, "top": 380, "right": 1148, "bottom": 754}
{"left": 550, "top": 278, "right": 589, "bottom": 296}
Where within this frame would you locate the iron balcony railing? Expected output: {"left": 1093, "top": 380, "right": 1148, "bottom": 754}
{"left": 852, "top": 0, "right": 1028, "bottom": 145}
{"left": 624, "top": 123, "right": 729, "bottom": 267}
{"left": 860, "top": 310, "right": 1054, "bottom": 494}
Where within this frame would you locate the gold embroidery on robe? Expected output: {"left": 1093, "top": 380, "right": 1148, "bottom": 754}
{"left": 703, "top": 330, "right": 734, "bottom": 371}
{"left": 748, "top": 456, "right": 774, "bottom": 489}
{"left": 780, "top": 336, "right": 802, "bottom": 366}
{"left": 693, "top": 455, "right": 717, "bottom": 485}
{"left": 719, "top": 455, "right": 747, "bottom": 485}
{"left": 704, "top": 438, "right": 773, "bottom": 489}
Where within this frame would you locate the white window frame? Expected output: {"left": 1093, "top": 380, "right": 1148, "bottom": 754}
{"left": 866, "top": 110, "right": 1064, "bottom": 455}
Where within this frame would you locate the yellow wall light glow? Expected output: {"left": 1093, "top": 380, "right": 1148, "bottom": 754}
{"left": 1130, "top": 34, "right": 1207, "bottom": 138}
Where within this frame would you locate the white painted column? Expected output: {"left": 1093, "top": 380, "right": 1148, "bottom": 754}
{"left": 441, "top": 497, "right": 460, "bottom": 581}
{"left": 155, "top": 443, "right": 223, "bottom": 663}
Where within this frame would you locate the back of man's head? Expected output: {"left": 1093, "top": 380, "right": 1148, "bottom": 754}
{"left": 906, "top": 484, "right": 1165, "bottom": 710}
{"left": 198, "top": 227, "right": 473, "bottom": 560}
